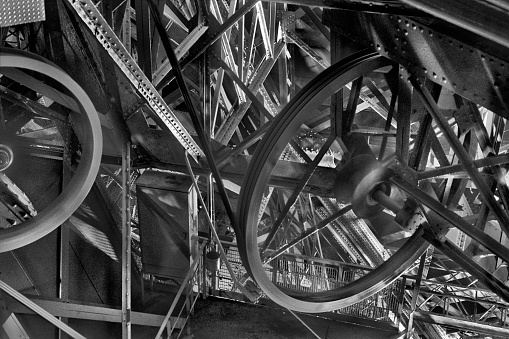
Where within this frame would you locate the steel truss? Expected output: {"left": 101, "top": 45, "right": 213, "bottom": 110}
{"left": 3, "top": 1, "right": 509, "bottom": 338}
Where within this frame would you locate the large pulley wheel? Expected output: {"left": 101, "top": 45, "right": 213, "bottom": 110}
{"left": 0, "top": 48, "right": 102, "bottom": 252}
{"left": 238, "top": 51, "right": 428, "bottom": 313}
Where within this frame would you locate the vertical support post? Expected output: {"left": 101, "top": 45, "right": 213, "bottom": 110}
{"left": 121, "top": 138, "right": 132, "bottom": 339}
{"left": 206, "top": 173, "right": 216, "bottom": 295}
{"left": 206, "top": 173, "right": 215, "bottom": 231}
{"left": 397, "top": 276, "right": 406, "bottom": 328}
{"left": 135, "top": 0, "right": 152, "bottom": 78}
{"left": 237, "top": 0, "right": 245, "bottom": 83}
{"left": 202, "top": 244, "right": 207, "bottom": 299}
{"left": 59, "top": 119, "right": 73, "bottom": 339}
{"left": 0, "top": 97, "right": 5, "bottom": 130}
{"left": 122, "top": 2, "right": 132, "bottom": 54}
{"left": 102, "top": 0, "right": 114, "bottom": 25}
{"left": 278, "top": 43, "right": 288, "bottom": 106}
{"left": 406, "top": 254, "right": 426, "bottom": 339}
{"left": 268, "top": 2, "right": 276, "bottom": 56}
{"left": 58, "top": 225, "right": 70, "bottom": 339}
{"left": 202, "top": 53, "right": 212, "bottom": 137}
{"left": 396, "top": 76, "right": 412, "bottom": 165}
{"left": 330, "top": 31, "right": 343, "bottom": 140}
{"left": 185, "top": 276, "right": 192, "bottom": 336}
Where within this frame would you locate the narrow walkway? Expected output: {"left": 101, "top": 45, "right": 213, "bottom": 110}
{"left": 186, "top": 297, "right": 401, "bottom": 339}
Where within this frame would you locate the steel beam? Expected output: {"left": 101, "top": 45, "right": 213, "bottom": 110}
{"left": 8, "top": 297, "right": 184, "bottom": 328}
{"left": 260, "top": 137, "right": 335, "bottom": 253}
{"left": 0, "top": 280, "right": 86, "bottom": 339}
{"left": 267, "top": 0, "right": 427, "bottom": 16}
{"left": 158, "top": 0, "right": 259, "bottom": 89}
{"left": 400, "top": 0, "right": 509, "bottom": 50}
{"left": 418, "top": 152, "right": 509, "bottom": 180}
{"left": 148, "top": 0, "right": 251, "bottom": 264}
{"left": 406, "top": 253, "right": 427, "bottom": 338}
{"left": 396, "top": 77, "right": 412, "bottom": 165}
{"left": 121, "top": 138, "right": 131, "bottom": 339}
{"left": 66, "top": 0, "right": 203, "bottom": 160}
{"left": 326, "top": 11, "right": 509, "bottom": 117}
{"left": 392, "top": 177, "right": 509, "bottom": 265}
{"left": 413, "top": 310, "right": 509, "bottom": 337}
{"left": 423, "top": 235, "right": 509, "bottom": 303}
{"left": 262, "top": 205, "right": 352, "bottom": 263}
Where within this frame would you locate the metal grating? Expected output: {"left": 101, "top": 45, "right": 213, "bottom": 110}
{"left": 213, "top": 244, "right": 401, "bottom": 324}
{"left": 0, "top": 0, "right": 45, "bottom": 27}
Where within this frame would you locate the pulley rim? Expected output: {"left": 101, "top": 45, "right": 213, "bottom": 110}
{"left": 0, "top": 48, "right": 103, "bottom": 252}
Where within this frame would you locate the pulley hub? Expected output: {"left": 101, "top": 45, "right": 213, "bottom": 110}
{"left": 0, "top": 144, "right": 13, "bottom": 171}
{"left": 334, "top": 154, "right": 393, "bottom": 218}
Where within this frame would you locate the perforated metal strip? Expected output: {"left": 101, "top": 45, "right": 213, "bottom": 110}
{"left": 66, "top": 0, "right": 203, "bottom": 160}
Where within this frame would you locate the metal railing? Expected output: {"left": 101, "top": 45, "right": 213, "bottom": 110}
{"left": 211, "top": 244, "right": 402, "bottom": 324}
{"left": 155, "top": 242, "right": 206, "bottom": 339}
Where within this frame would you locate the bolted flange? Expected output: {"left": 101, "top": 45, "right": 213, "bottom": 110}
{"left": 334, "top": 154, "right": 394, "bottom": 218}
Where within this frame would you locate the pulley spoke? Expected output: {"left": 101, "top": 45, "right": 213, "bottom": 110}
{"left": 263, "top": 204, "right": 352, "bottom": 264}
{"left": 0, "top": 48, "right": 102, "bottom": 252}
{"left": 238, "top": 51, "right": 428, "bottom": 313}
{"left": 260, "top": 136, "right": 335, "bottom": 253}
{"left": 392, "top": 177, "right": 509, "bottom": 264}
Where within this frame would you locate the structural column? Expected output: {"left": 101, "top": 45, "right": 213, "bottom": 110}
{"left": 121, "top": 138, "right": 132, "bottom": 339}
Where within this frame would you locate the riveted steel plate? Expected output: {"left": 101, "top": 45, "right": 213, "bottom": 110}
{"left": 324, "top": 10, "right": 509, "bottom": 118}
{"left": 0, "top": 0, "right": 45, "bottom": 27}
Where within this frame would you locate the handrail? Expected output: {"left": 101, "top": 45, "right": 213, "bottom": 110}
{"left": 171, "top": 273, "right": 203, "bottom": 338}
{"left": 154, "top": 242, "right": 207, "bottom": 339}
{"left": 184, "top": 151, "right": 260, "bottom": 302}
